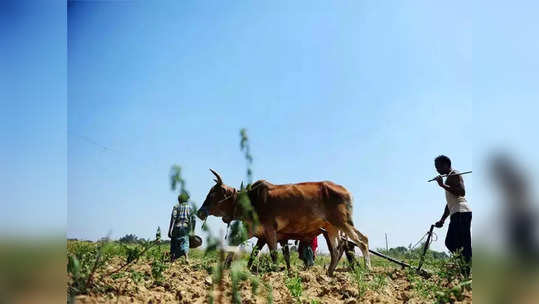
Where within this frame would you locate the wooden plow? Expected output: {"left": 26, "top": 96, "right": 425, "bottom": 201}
{"left": 331, "top": 224, "right": 436, "bottom": 277}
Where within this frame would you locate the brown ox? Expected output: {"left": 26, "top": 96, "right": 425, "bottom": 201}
{"left": 196, "top": 169, "right": 371, "bottom": 275}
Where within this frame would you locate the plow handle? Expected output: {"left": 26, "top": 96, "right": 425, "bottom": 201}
{"left": 417, "top": 224, "right": 435, "bottom": 272}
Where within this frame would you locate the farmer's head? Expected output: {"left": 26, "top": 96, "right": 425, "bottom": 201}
{"left": 178, "top": 192, "right": 189, "bottom": 203}
{"left": 434, "top": 155, "right": 452, "bottom": 175}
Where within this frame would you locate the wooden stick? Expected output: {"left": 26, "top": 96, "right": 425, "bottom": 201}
{"left": 428, "top": 171, "right": 472, "bottom": 182}
{"left": 368, "top": 249, "right": 411, "bottom": 268}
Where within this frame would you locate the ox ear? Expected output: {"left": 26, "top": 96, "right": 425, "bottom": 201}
{"left": 209, "top": 168, "right": 223, "bottom": 185}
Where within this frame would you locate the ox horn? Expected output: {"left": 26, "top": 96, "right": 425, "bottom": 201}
{"left": 209, "top": 169, "right": 223, "bottom": 185}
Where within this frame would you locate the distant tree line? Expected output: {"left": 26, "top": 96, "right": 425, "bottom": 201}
{"left": 69, "top": 234, "right": 172, "bottom": 244}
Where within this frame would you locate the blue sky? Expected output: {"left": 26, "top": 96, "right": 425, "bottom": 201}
{"left": 4, "top": 1, "right": 537, "bottom": 253}
{"left": 66, "top": 0, "right": 476, "bottom": 252}
{"left": 1, "top": 0, "right": 66, "bottom": 236}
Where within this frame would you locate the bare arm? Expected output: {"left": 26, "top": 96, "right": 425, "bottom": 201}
{"left": 168, "top": 209, "right": 175, "bottom": 238}
{"left": 189, "top": 208, "right": 196, "bottom": 233}
{"left": 440, "top": 204, "right": 450, "bottom": 222}
{"left": 435, "top": 205, "right": 450, "bottom": 227}
{"left": 436, "top": 174, "right": 465, "bottom": 197}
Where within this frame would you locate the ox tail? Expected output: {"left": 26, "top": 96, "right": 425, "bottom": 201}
{"left": 346, "top": 192, "right": 354, "bottom": 222}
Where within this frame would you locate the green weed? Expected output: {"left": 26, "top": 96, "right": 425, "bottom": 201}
{"left": 285, "top": 274, "right": 303, "bottom": 302}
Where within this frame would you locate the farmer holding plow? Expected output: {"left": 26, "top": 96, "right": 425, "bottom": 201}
{"left": 432, "top": 155, "right": 472, "bottom": 274}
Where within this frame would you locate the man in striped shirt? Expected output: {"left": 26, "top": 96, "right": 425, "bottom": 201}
{"left": 168, "top": 193, "right": 194, "bottom": 262}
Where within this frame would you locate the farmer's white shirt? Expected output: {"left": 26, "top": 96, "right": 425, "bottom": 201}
{"left": 445, "top": 170, "right": 472, "bottom": 215}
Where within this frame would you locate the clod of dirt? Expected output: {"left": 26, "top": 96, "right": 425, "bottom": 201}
{"left": 299, "top": 272, "right": 314, "bottom": 283}
{"left": 176, "top": 290, "right": 183, "bottom": 301}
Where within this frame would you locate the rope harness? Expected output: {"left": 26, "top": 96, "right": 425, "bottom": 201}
{"left": 412, "top": 227, "right": 438, "bottom": 251}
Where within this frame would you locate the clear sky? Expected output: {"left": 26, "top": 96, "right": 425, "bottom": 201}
{"left": 50, "top": 0, "right": 533, "bottom": 253}
{"left": 1, "top": 0, "right": 66, "bottom": 236}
